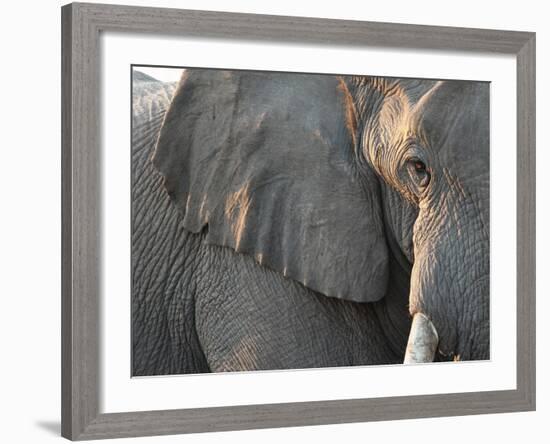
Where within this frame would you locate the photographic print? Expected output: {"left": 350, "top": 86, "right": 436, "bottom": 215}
{"left": 131, "top": 66, "right": 489, "bottom": 377}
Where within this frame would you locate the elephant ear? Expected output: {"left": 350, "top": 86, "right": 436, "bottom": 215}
{"left": 153, "top": 70, "right": 388, "bottom": 302}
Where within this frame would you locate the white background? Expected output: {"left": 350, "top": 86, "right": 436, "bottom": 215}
{"left": 103, "top": 37, "right": 516, "bottom": 413}
{"left": 0, "top": 0, "right": 546, "bottom": 443}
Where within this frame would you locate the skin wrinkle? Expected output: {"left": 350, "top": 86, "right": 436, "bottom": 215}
{"left": 133, "top": 185, "right": 207, "bottom": 373}
{"left": 132, "top": 74, "right": 210, "bottom": 375}
{"left": 143, "top": 219, "right": 204, "bottom": 371}
{"left": 361, "top": 83, "right": 422, "bottom": 204}
{"left": 134, "top": 178, "right": 180, "bottom": 293}
{"left": 223, "top": 336, "right": 261, "bottom": 371}
{"left": 192, "top": 234, "right": 401, "bottom": 370}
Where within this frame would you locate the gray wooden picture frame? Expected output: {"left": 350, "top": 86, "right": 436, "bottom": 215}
{"left": 61, "top": 2, "right": 536, "bottom": 440}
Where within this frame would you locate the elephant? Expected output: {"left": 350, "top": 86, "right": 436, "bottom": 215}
{"left": 131, "top": 68, "right": 489, "bottom": 376}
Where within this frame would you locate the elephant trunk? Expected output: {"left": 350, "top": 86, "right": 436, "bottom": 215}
{"left": 403, "top": 312, "right": 439, "bottom": 364}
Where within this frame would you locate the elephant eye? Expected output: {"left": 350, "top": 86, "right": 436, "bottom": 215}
{"left": 407, "top": 157, "right": 430, "bottom": 189}
{"left": 414, "top": 160, "right": 426, "bottom": 173}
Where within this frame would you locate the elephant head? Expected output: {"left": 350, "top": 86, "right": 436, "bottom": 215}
{"left": 153, "top": 70, "right": 489, "bottom": 363}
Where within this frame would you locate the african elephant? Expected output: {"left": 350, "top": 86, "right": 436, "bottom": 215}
{"left": 131, "top": 68, "right": 489, "bottom": 376}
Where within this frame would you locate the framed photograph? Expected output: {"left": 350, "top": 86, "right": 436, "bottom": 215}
{"left": 61, "top": 2, "right": 535, "bottom": 440}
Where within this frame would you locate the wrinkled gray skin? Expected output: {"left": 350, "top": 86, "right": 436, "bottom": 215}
{"left": 132, "top": 69, "right": 489, "bottom": 375}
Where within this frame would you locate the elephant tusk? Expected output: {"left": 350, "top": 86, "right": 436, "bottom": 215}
{"left": 403, "top": 312, "right": 439, "bottom": 364}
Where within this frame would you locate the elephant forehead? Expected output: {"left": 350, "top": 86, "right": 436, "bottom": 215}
{"left": 419, "top": 81, "right": 490, "bottom": 181}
